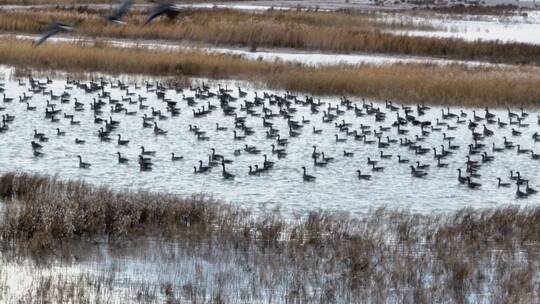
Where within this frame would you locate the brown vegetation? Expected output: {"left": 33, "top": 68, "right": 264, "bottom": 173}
{"left": 1, "top": 8, "right": 540, "bottom": 65}
{"left": 0, "top": 172, "right": 538, "bottom": 302}
{"left": 1, "top": 38, "right": 540, "bottom": 107}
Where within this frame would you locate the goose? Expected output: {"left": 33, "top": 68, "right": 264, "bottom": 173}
{"left": 263, "top": 155, "right": 274, "bottom": 169}
{"left": 26, "top": 102, "right": 36, "bottom": 111}
{"left": 410, "top": 165, "right": 428, "bottom": 178}
{"left": 34, "top": 22, "right": 74, "bottom": 46}
{"left": 33, "top": 150, "right": 44, "bottom": 157}
{"left": 511, "top": 128, "right": 522, "bottom": 136}
{"left": 197, "top": 160, "right": 211, "bottom": 173}
{"left": 466, "top": 177, "right": 481, "bottom": 189}
{"left": 153, "top": 122, "right": 168, "bottom": 135}
{"left": 496, "top": 178, "right": 510, "bottom": 188}
{"left": 104, "top": 0, "right": 133, "bottom": 24}
{"left": 75, "top": 138, "right": 85, "bottom": 144}
{"left": 321, "top": 152, "right": 334, "bottom": 162}
{"left": 31, "top": 141, "right": 43, "bottom": 150}
{"left": 313, "top": 126, "right": 322, "bottom": 134}
{"left": 516, "top": 184, "right": 528, "bottom": 198}
{"left": 531, "top": 151, "right": 540, "bottom": 160}
{"left": 371, "top": 163, "right": 384, "bottom": 172}
{"left": 302, "top": 166, "right": 316, "bottom": 182}
{"left": 140, "top": 146, "right": 156, "bottom": 156}
{"left": 335, "top": 134, "right": 346, "bottom": 143}
{"left": 356, "top": 170, "right": 371, "bottom": 180}
{"left": 343, "top": 150, "right": 354, "bottom": 157}
{"left": 416, "top": 161, "right": 430, "bottom": 170}
{"left": 248, "top": 165, "right": 259, "bottom": 176}
{"left": 233, "top": 130, "right": 245, "bottom": 140}
{"left": 56, "top": 128, "right": 65, "bottom": 136}
{"left": 216, "top": 123, "right": 228, "bottom": 131}
{"left": 77, "top": 155, "right": 91, "bottom": 169}
{"left": 517, "top": 145, "right": 531, "bottom": 154}
{"left": 380, "top": 151, "right": 392, "bottom": 159}
{"left": 70, "top": 117, "right": 80, "bottom": 125}
{"left": 457, "top": 169, "right": 467, "bottom": 184}
{"left": 526, "top": 181, "right": 537, "bottom": 195}
{"left": 171, "top": 153, "right": 183, "bottom": 161}
{"left": 492, "top": 143, "right": 504, "bottom": 153}
{"left": 221, "top": 162, "right": 235, "bottom": 180}
{"left": 117, "top": 134, "right": 130, "bottom": 146}
{"left": 117, "top": 152, "right": 129, "bottom": 164}
{"left": 34, "top": 129, "right": 45, "bottom": 139}
{"left": 437, "top": 158, "right": 448, "bottom": 168}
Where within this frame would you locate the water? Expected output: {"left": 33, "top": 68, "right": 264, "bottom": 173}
{"left": 388, "top": 11, "right": 540, "bottom": 45}
{"left": 6, "top": 34, "right": 502, "bottom": 68}
{"left": 0, "top": 66, "right": 539, "bottom": 216}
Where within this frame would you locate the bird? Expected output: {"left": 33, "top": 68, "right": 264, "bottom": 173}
{"left": 302, "top": 166, "right": 315, "bottom": 182}
{"left": 104, "top": 0, "right": 133, "bottom": 24}
{"left": 34, "top": 22, "right": 74, "bottom": 47}
{"left": 77, "top": 155, "right": 91, "bottom": 168}
{"left": 144, "top": 3, "right": 180, "bottom": 25}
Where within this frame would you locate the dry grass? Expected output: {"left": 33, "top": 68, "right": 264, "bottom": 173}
{"left": 1, "top": 38, "right": 540, "bottom": 107}
{"left": 0, "top": 172, "right": 538, "bottom": 302}
{"left": 1, "top": 8, "right": 540, "bottom": 65}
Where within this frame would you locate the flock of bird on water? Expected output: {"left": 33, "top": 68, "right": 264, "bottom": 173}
{"left": 3, "top": 0, "right": 538, "bottom": 199}
{"left": 0, "top": 74, "right": 538, "bottom": 200}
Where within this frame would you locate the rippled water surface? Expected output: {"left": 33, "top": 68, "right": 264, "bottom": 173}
{"left": 0, "top": 67, "right": 539, "bottom": 215}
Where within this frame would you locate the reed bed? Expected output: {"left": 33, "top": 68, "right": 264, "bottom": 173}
{"left": 1, "top": 39, "right": 540, "bottom": 107}
{"left": 1, "top": 8, "right": 540, "bottom": 65}
{"left": 0, "top": 172, "right": 538, "bottom": 302}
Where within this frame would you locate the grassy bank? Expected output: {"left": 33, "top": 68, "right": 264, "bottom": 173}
{"left": 1, "top": 39, "right": 540, "bottom": 107}
{"left": 0, "top": 172, "right": 538, "bottom": 302}
{"left": 2, "top": 8, "right": 540, "bottom": 65}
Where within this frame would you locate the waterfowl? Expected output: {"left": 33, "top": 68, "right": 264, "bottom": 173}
{"left": 56, "top": 128, "right": 66, "bottom": 136}
{"left": 410, "top": 166, "right": 427, "bottom": 178}
{"left": 117, "top": 152, "right": 129, "bottom": 164}
{"left": 75, "top": 138, "right": 85, "bottom": 144}
{"left": 140, "top": 146, "right": 156, "bottom": 156}
{"left": 516, "top": 184, "right": 528, "bottom": 198}
{"left": 343, "top": 150, "right": 354, "bottom": 157}
{"left": 526, "top": 181, "right": 537, "bottom": 195}
{"left": 302, "top": 166, "right": 316, "bottom": 182}
{"left": 466, "top": 177, "right": 481, "bottom": 189}
{"left": 171, "top": 153, "right": 183, "bottom": 161}
{"left": 31, "top": 141, "right": 43, "bottom": 150}
{"left": 117, "top": 134, "right": 130, "bottom": 146}
{"left": 356, "top": 170, "right": 371, "bottom": 180}
{"left": 496, "top": 178, "right": 510, "bottom": 188}
{"left": 221, "top": 162, "right": 235, "bottom": 180}
{"left": 457, "top": 169, "right": 467, "bottom": 184}
{"left": 77, "top": 155, "right": 91, "bottom": 169}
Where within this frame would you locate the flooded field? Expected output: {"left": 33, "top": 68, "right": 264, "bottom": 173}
{"left": 0, "top": 65, "right": 538, "bottom": 216}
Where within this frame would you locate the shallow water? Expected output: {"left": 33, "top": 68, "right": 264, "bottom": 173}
{"left": 388, "top": 11, "right": 540, "bottom": 45}
{"left": 0, "top": 66, "right": 539, "bottom": 216}
{"left": 6, "top": 34, "right": 502, "bottom": 68}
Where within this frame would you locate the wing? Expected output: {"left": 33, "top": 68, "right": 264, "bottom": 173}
{"left": 144, "top": 4, "right": 177, "bottom": 25}
{"left": 114, "top": 0, "right": 133, "bottom": 19}
{"left": 34, "top": 28, "right": 62, "bottom": 47}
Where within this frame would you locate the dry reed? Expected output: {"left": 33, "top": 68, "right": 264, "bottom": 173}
{"left": 1, "top": 8, "right": 539, "bottom": 65}
{"left": 0, "top": 172, "right": 538, "bottom": 302}
{"left": 1, "top": 39, "right": 540, "bottom": 107}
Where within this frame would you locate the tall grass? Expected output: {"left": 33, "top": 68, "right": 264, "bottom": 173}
{"left": 1, "top": 38, "right": 540, "bottom": 107}
{"left": 0, "top": 172, "right": 538, "bottom": 302}
{"left": 1, "top": 8, "right": 540, "bottom": 65}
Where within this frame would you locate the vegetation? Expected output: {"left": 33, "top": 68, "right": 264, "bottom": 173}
{"left": 0, "top": 172, "right": 538, "bottom": 302}
{"left": 1, "top": 38, "right": 540, "bottom": 107}
{"left": 2, "top": 8, "right": 540, "bottom": 65}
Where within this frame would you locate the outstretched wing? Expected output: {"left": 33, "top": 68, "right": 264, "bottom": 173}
{"left": 34, "top": 27, "right": 62, "bottom": 47}
{"left": 144, "top": 3, "right": 178, "bottom": 25}
{"left": 114, "top": 0, "right": 133, "bottom": 19}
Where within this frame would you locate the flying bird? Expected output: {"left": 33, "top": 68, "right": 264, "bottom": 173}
{"left": 144, "top": 3, "right": 180, "bottom": 25}
{"left": 34, "top": 22, "right": 74, "bottom": 47}
{"left": 104, "top": 0, "right": 133, "bottom": 24}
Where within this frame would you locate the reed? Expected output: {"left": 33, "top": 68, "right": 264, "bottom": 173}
{"left": 0, "top": 172, "right": 538, "bottom": 302}
{"left": 1, "top": 8, "right": 540, "bottom": 65}
{"left": 1, "top": 39, "right": 540, "bottom": 107}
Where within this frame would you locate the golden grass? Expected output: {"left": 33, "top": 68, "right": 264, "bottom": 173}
{"left": 2, "top": 8, "right": 540, "bottom": 65}
{"left": 0, "top": 172, "right": 539, "bottom": 302}
{"left": 1, "top": 38, "right": 540, "bottom": 107}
